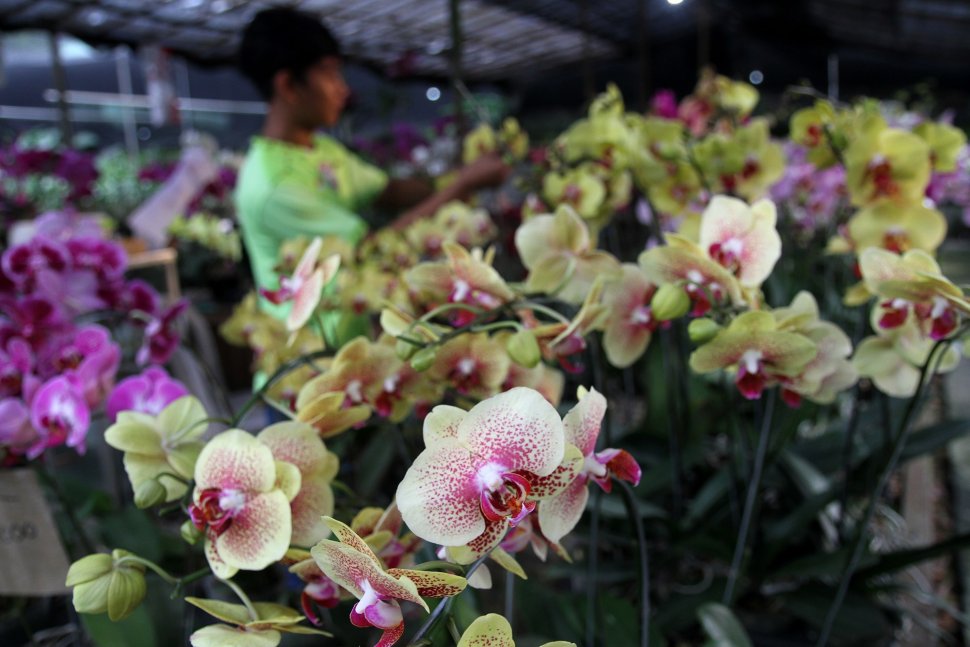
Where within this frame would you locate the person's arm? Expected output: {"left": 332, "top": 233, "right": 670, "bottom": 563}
{"left": 373, "top": 177, "right": 434, "bottom": 211}
{"left": 386, "top": 152, "right": 510, "bottom": 231}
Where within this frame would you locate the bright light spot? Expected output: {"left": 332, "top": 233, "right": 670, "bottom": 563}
{"left": 749, "top": 70, "right": 764, "bottom": 85}
{"left": 426, "top": 86, "right": 441, "bottom": 102}
{"left": 667, "top": 0, "right": 684, "bottom": 5}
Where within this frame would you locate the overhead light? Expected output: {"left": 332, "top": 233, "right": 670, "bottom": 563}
{"left": 667, "top": 0, "right": 684, "bottom": 5}
{"left": 749, "top": 70, "right": 764, "bottom": 85}
{"left": 426, "top": 86, "right": 441, "bottom": 102}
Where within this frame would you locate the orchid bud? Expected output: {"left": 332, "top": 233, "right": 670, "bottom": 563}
{"left": 395, "top": 338, "right": 419, "bottom": 361}
{"left": 651, "top": 283, "right": 691, "bottom": 322}
{"left": 180, "top": 520, "right": 203, "bottom": 545}
{"left": 134, "top": 478, "right": 167, "bottom": 509}
{"left": 409, "top": 347, "right": 438, "bottom": 372}
{"left": 505, "top": 329, "right": 541, "bottom": 368}
{"left": 688, "top": 318, "right": 722, "bottom": 345}
{"left": 67, "top": 549, "right": 146, "bottom": 621}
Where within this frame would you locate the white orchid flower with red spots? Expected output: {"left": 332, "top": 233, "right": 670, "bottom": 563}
{"left": 859, "top": 248, "right": 969, "bottom": 341}
{"left": 311, "top": 516, "right": 466, "bottom": 647}
{"left": 259, "top": 237, "right": 340, "bottom": 332}
{"left": 639, "top": 234, "right": 744, "bottom": 317}
{"left": 698, "top": 196, "right": 782, "bottom": 289}
{"left": 457, "top": 613, "right": 575, "bottom": 647}
{"left": 188, "top": 429, "right": 296, "bottom": 579}
{"left": 689, "top": 311, "right": 818, "bottom": 400}
{"left": 428, "top": 333, "right": 511, "bottom": 399}
{"left": 396, "top": 388, "right": 583, "bottom": 565}
{"left": 538, "top": 388, "right": 641, "bottom": 544}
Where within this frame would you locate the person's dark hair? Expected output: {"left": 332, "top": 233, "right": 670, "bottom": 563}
{"left": 239, "top": 8, "right": 341, "bottom": 100}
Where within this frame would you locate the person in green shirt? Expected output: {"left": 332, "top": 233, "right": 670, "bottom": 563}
{"left": 236, "top": 8, "right": 509, "bottom": 321}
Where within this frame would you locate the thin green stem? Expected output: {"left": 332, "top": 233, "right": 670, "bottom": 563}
{"left": 117, "top": 555, "right": 179, "bottom": 585}
{"left": 231, "top": 349, "right": 332, "bottom": 426}
{"left": 722, "top": 388, "right": 776, "bottom": 605}
{"left": 518, "top": 301, "right": 571, "bottom": 325}
{"left": 814, "top": 337, "right": 953, "bottom": 647}
{"left": 221, "top": 577, "right": 258, "bottom": 622}
{"left": 620, "top": 481, "right": 650, "bottom": 647}
{"left": 408, "top": 552, "right": 490, "bottom": 645}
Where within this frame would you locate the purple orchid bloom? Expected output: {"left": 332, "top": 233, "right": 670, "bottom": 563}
{"left": 28, "top": 375, "right": 90, "bottom": 458}
{"left": 0, "top": 295, "right": 68, "bottom": 350}
{"left": 0, "top": 398, "right": 37, "bottom": 453}
{"left": 34, "top": 210, "right": 106, "bottom": 242}
{"left": 106, "top": 366, "right": 188, "bottom": 421}
{"left": 0, "top": 338, "right": 34, "bottom": 399}
{"left": 55, "top": 150, "right": 99, "bottom": 203}
{"left": 650, "top": 89, "right": 679, "bottom": 119}
{"left": 1, "top": 237, "right": 71, "bottom": 287}
{"left": 136, "top": 299, "right": 187, "bottom": 366}
{"left": 66, "top": 237, "right": 127, "bottom": 281}
{"left": 41, "top": 325, "right": 121, "bottom": 408}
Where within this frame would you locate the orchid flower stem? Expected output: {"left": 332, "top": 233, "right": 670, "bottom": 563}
{"left": 585, "top": 487, "right": 602, "bottom": 647}
{"left": 447, "top": 618, "right": 462, "bottom": 644}
{"left": 408, "top": 553, "right": 491, "bottom": 646}
{"left": 619, "top": 480, "right": 650, "bottom": 647}
{"left": 518, "top": 301, "right": 571, "bottom": 325}
{"left": 659, "top": 328, "right": 684, "bottom": 522}
{"left": 230, "top": 349, "right": 332, "bottom": 426}
{"left": 220, "top": 577, "right": 258, "bottom": 622}
{"left": 470, "top": 321, "right": 523, "bottom": 334}
{"left": 815, "top": 336, "right": 954, "bottom": 647}
{"left": 34, "top": 461, "right": 95, "bottom": 556}
{"left": 118, "top": 556, "right": 179, "bottom": 585}
{"left": 722, "top": 388, "right": 776, "bottom": 606}
{"left": 835, "top": 384, "right": 863, "bottom": 542}
{"left": 504, "top": 569, "right": 515, "bottom": 626}
{"left": 172, "top": 567, "right": 210, "bottom": 597}
{"left": 417, "top": 302, "right": 486, "bottom": 326}
{"left": 412, "top": 560, "right": 465, "bottom": 574}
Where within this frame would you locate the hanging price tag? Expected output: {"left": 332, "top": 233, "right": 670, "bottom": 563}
{"left": 0, "top": 469, "right": 71, "bottom": 595}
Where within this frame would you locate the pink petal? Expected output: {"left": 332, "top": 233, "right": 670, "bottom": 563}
{"left": 396, "top": 441, "right": 484, "bottom": 546}
{"left": 458, "top": 387, "right": 564, "bottom": 477}
{"left": 194, "top": 430, "right": 277, "bottom": 493}
{"left": 562, "top": 388, "right": 606, "bottom": 456}
{"left": 257, "top": 422, "right": 329, "bottom": 477}
{"left": 422, "top": 405, "right": 466, "bottom": 447}
{"left": 600, "top": 448, "right": 642, "bottom": 486}
{"left": 215, "top": 490, "right": 292, "bottom": 571}
{"left": 538, "top": 479, "right": 590, "bottom": 544}
{"left": 375, "top": 622, "right": 405, "bottom": 647}
{"left": 294, "top": 237, "right": 323, "bottom": 281}
{"left": 310, "top": 541, "right": 425, "bottom": 608}
{"left": 287, "top": 268, "right": 324, "bottom": 332}
{"left": 289, "top": 481, "right": 334, "bottom": 548}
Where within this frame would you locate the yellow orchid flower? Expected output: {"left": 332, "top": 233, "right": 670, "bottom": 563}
{"left": 457, "top": 613, "right": 575, "bottom": 647}
{"left": 187, "top": 597, "right": 329, "bottom": 647}
{"left": 844, "top": 118, "right": 931, "bottom": 207}
{"left": 914, "top": 121, "right": 967, "bottom": 172}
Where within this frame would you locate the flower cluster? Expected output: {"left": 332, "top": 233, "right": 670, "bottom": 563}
{"left": 0, "top": 225, "right": 184, "bottom": 461}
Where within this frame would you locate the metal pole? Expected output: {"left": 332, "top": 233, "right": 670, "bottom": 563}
{"left": 114, "top": 46, "right": 139, "bottom": 158}
{"left": 47, "top": 32, "right": 72, "bottom": 145}
{"left": 827, "top": 52, "right": 840, "bottom": 101}
{"left": 174, "top": 56, "right": 194, "bottom": 132}
{"left": 448, "top": 0, "right": 464, "bottom": 157}
{"left": 580, "top": 0, "right": 595, "bottom": 102}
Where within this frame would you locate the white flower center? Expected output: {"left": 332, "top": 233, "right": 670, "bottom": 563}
{"left": 452, "top": 279, "right": 471, "bottom": 302}
{"left": 891, "top": 298, "right": 910, "bottom": 310}
{"left": 355, "top": 580, "right": 380, "bottom": 613}
{"left": 218, "top": 489, "right": 246, "bottom": 514}
{"left": 475, "top": 462, "right": 507, "bottom": 493}
{"left": 721, "top": 237, "right": 744, "bottom": 258}
{"left": 740, "top": 349, "right": 763, "bottom": 374}
{"left": 686, "top": 269, "right": 705, "bottom": 284}
{"left": 582, "top": 454, "right": 608, "bottom": 478}
{"left": 457, "top": 358, "right": 476, "bottom": 375}
{"left": 931, "top": 296, "right": 948, "bottom": 319}
{"left": 630, "top": 306, "right": 652, "bottom": 325}
{"left": 346, "top": 379, "right": 364, "bottom": 404}
{"left": 383, "top": 374, "right": 400, "bottom": 393}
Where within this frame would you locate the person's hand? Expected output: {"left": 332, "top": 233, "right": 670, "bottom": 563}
{"left": 456, "top": 152, "right": 511, "bottom": 192}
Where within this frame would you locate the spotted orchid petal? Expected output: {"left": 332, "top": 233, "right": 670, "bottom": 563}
{"left": 698, "top": 196, "right": 781, "bottom": 288}
{"left": 258, "top": 422, "right": 336, "bottom": 546}
{"left": 422, "top": 404, "right": 466, "bottom": 448}
{"left": 457, "top": 613, "right": 515, "bottom": 647}
{"left": 310, "top": 540, "right": 427, "bottom": 611}
{"left": 194, "top": 429, "right": 276, "bottom": 493}
{"left": 321, "top": 516, "right": 383, "bottom": 567}
{"left": 527, "top": 444, "right": 584, "bottom": 499}
{"left": 447, "top": 517, "right": 510, "bottom": 565}
{"left": 213, "top": 490, "right": 292, "bottom": 572}
{"left": 385, "top": 568, "right": 467, "bottom": 597}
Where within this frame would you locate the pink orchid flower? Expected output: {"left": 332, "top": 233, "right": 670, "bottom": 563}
{"left": 105, "top": 366, "right": 189, "bottom": 422}
{"left": 397, "top": 387, "right": 581, "bottom": 564}
{"left": 0, "top": 338, "right": 33, "bottom": 399}
{"left": 0, "top": 296, "right": 69, "bottom": 350}
{"left": 260, "top": 237, "right": 341, "bottom": 331}
{"left": 311, "top": 516, "right": 466, "bottom": 647}
{"left": 44, "top": 324, "right": 121, "bottom": 408}
{"left": 698, "top": 196, "right": 782, "bottom": 289}
{"left": 28, "top": 375, "right": 90, "bottom": 459}
{"left": 188, "top": 429, "right": 295, "bottom": 578}
{"left": 538, "top": 388, "right": 641, "bottom": 544}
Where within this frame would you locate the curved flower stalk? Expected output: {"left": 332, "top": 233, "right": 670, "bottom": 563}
{"left": 397, "top": 388, "right": 582, "bottom": 564}
{"left": 189, "top": 429, "right": 295, "bottom": 578}
{"left": 844, "top": 118, "right": 931, "bottom": 207}
{"left": 457, "top": 613, "right": 575, "bottom": 647}
{"left": 104, "top": 395, "right": 207, "bottom": 502}
{"left": 259, "top": 236, "right": 341, "bottom": 332}
{"left": 187, "top": 597, "right": 329, "bottom": 647}
{"left": 311, "top": 516, "right": 467, "bottom": 647}
{"left": 772, "top": 292, "right": 858, "bottom": 406}
{"left": 538, "top": 388, "right": 641, "bottom": 544}
{"left": 690, "top": 310, "right": 818, "bottom": 400}
{"left": 515, "top": 205, "right": 621, "bottom": 305}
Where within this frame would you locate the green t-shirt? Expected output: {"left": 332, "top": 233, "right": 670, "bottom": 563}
{"left": 235, "top": 134, "right": 388, "bottom": 318}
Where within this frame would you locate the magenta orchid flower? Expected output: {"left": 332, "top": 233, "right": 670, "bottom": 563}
{"left": 136, "top": 299, "right": 188, "bottom": 366}
{"left": 66, "top": 237, "right": 127, "bottom": 282}
{"left": 1, "top": 237, "right": 70, "bottom": 288}
{"left": 28, "top": 375, "right": 90, "bottom": 459}
{"left": 0, "top": 398, "right": 37, "bottom": 452}
{"left": 0, "top": 338, "right": 33, "bottom": 399}
{"left": 44, "top": 324, "right": 121, "bottom": 408}
{"left": 260, "top": 237, "right": 341, "bottom": 331}
{"left": 538, "top": 388, "right": 641, "bottom": 544}
{"left": 397, "top": 388, "right": 581, "bottom": 564}
{"left": 106, "top": 367, "right": 189, "bottom": 422}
